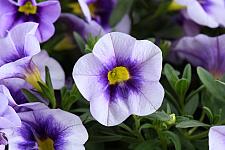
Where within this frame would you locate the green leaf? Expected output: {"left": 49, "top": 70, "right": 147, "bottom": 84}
{"left": 202, "top": 106, "right": 214, "bottom": 124}
{"left": 197, "top": 67, "right": 225, "bottom": 100}
{"left": 182, "top": 64, "right": 192, "bottom": 84}
{"left": 176, "top": 120, "right": 209, "bottom": 128}
{"left": 164, "top": 64, "right": 179, "bottom": 90}
{"left": 73, "top": 32, "right": 85, "bottom": 51}
{"left": 148, "top": 111, "right": 171, "bottom": 121}
{"left": 175, "top": 79, "right": 189, "bottom": 99}
{"left": 109, "top": 0, "right": 134, "bottom": 27}
{"left": 184, "top": 94, "right": 199, "bottom": 115}
{"left": 21, "top": 89, "right": 39, "bottom": 103}
{"left": 60, "top": 85, "right": 81, "bottom": 111}
{"left": 45, "top": 66, "right": 53, "bottom": 90}
{"left": 163, "top": 131, "right": 181, "bottom": 150}
{"left": 134, "top": 141, "right": 161, "bottom": 150}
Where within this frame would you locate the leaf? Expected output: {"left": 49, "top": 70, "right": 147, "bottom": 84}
{"left": 176, "top": 120, "right": 209, "bottom": 128}
{"left": 73, "top": 32, "right": 85, "bottom": 51}
{"left": 21, "top": 89, "right": 39, "bottom": 103}
{"left": 134, "top": 141, "right": 161, "bottom": 150}
{"left": 164, "top": 64, "right": 179, "bottom": 90}
{"left": 175, "top": 79, "right": 189, "bottom": 99}
{"left": 184, "top": 94, "right": 199, "bottom": 115}
{"left": 197, "top": 67, "right": 225, "bottom": 100}
{"left": 109, "top": 0, "right": 134, "bottom": 27}
{"left": 45, "top": 66, "right": 53, "bottom": 90}
{"left": 148, "top": 111, "right": 171, "bottom": 121}
{"left": 182, "top": 64, "right": 192, "bottom": 84}
{"left": 202, "top": 106, "right": 214, "bottom": 124}
{"left": 163, "top": 131, "right": 181, "bottom": 150}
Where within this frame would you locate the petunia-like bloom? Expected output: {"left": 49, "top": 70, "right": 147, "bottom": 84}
{"left": 0, "top": 22, "right": 65, "bottom": 100}
{"left": 174, "top": 0, "right": 225, "bottom": 28}
{"left": 209, "top": 126, "right": 225, "bottom": 150}
{"left": 174, "top": 34, "right": 225, "bottom": 79}
{"left": 3, "top": 109, "right": 88, "bottom": 150}
{"left": 73, "top": 32, "right": 164, "bottom": 126}
{"left": 0, "top": 0, "right": 61, "bottom": 42}
{"left": 60, "top": 0, "right": 131, "bottom": 40}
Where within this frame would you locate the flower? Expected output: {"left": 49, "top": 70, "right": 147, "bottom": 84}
{"left": 73, "top": 32, "right": 164, "bottom": 126}
{"left": 0, "top": 22, "right": 65, "bottom": 104}
{"left": 174, "top": 34, "right": 225, "bottom": 79}
{"left": 0, "top": 0, "right": 61, "bottom": 42}
{"left": 3, "top": 109, "right": 88, "bottom": 150}
{"left": 60, "top": 0, "right": 131, "bottom": 40}
{"left": 0, "top": 85, "right": 21, "bottom": 129}
{"left": 174, "top": 0, "right": 225, "bottom": 28}
{"left": 209, "top": 126, "right": 225, "bottom": 150}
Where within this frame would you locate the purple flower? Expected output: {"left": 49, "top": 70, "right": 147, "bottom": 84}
{"left": 0, "top": 0, "right": 61, "bottom": 42}
{"left": 175, "top": 0, "right": 225, "bottom": 28}
{"left": 0, "top": 22, "right": 65, "bottom": 104}
{"left": 174, "top": 34, "right": 225, "bottom": 78}
{"left": 0, "top": 85, "right": 21, "bottom": 129}
{"left": 209, "top": 126, "right": 225, "bottom": 150}
{"left": 73, "top": 32, "right": 164, "bottom": 126}
{"left": 60, "top": 0, "right": 131, "bottom": 40}
{"left": 3, "top": 109, "right": 88, "bottom": 150}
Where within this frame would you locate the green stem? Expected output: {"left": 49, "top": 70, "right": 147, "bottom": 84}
{"left": 187, "top": 131, "right": 208, "bottom": 140}
{"left": 188, "top": 111, "right": 205, "bottom": 135}
{"left": 133, "top": 115, "right": 145, "bottom": 141}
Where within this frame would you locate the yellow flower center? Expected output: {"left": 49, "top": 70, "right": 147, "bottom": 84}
{"left": 18, "top": 1, "right": 37, "bottom": 15}
{"left": 38, "top": 138, "right": 54, "bottom": 150}
{"left": 69, "top": 2, "right": 96, "bottom": 17}
{"left": 168, "top": 0, "right": 186, "bottom": 11}
{"left": 107, "top": 66, "right": 130, "bottom": 85}
{"left": 25, "top": 66, "right": 44, "bottom": 92}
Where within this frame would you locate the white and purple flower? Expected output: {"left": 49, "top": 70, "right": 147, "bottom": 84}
{"left": 174, "top": 34, "right": 225, "bottom": 79}
{"left": 0, "top": 0, "right": 61, "bottom": 42}
{"left": 0, "top": 22, "right": 65, "bottom": 104}
{"left": 4, "top": 109, "right": 88, "bottom": 150}
{"left": 73, "top": 32, "right": 164, "bottom": 126}
{"left": 209, "top": 126, "right": 225, "bottom": 150}
{"left": 175, "top": 0, "right": 225, "bottom": 28}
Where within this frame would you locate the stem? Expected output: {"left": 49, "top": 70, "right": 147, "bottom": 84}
{"left": 165, "top": 90, "right": 182, "bottom": 114}
{"left": 156, "top": 128, "right": 167, "bottom": 150}
{"left": 188, "top": 111, "right": 205, "bottom": 135}
{"left": 133, "top": 115, "right": 145, "bottom": 141}
{"left": 187, "top": 131, "right": 208, "bottom": 140}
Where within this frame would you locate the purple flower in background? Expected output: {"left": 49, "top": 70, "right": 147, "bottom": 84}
{"left": 60, "top": 0, "right": 131, "bottom": 40}
{"left": 73, "top": 32, "right": 164, "bottom": 126}
{"left": 0, "top": 0, "right": 61, "bottom": 42}
{"left": 174, "top": 34, "right": 225, "bottom": 79}
{"left": 175, "top": 0, "right": 225, "bottom": 28}
{"left": 209, "top": 126, "right": 225, "bottom": 150}
{"left": 3, "top": 109, "right": 88, "bottom": 150}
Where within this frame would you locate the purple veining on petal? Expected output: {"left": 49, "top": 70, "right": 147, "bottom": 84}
{"left": 197, "top": 0, "right": 213, "bottom": 12}
{"left": 99, "top": 57, "right": 143, "bottom": 102}
{"left": 18, "top": 115, "right": 68, "bottom": 150}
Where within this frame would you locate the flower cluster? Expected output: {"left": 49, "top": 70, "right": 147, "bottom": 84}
{"left": 0, "top": 0, "right": 224, "bottom": 149}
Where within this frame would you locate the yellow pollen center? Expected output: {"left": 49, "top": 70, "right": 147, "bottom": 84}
{"left": 25, "top": 66, "right": 44, "bottom": 92}
{"left": 168, "top": 0, "right": 186, "bottom": 11}
{"left": 38, "top": 138, "right": 54, "bottom": 150}
{"left": 18, "top": 1, "right": 37, "bottom": 15}
{"left": 107, "top": 66, "right": 130, "bottom": 85}
{"left": 69, "top": 2, "right": 96, "bottom": 17}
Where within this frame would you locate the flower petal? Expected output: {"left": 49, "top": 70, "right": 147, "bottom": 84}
{"left": 73, "top": 53, "right": 106, "bottom": 101}
{"left": 114, "top": 14, "right": 131, "bottom": 34}
{"left": 0, "top": 12, "right": 16, "bottom": 37}
{"left": 132, "top": 40, "right": 162, "bottom": 81}
{"left": 209, "top": 126, "right": 225, "bottom": 150}
{"left": 128, "top": 81, "right": 164, "bottom": 116}
{"left": 32, "top": 51, "right": 65, "bottom": 89}
{"left": 78, "top": 0, "right": 92, "bottom": 22}
{"left": 37, "top": 0, "right": 61, "bottom": 23}
{"left": 90, "top": 93, "right": 130, "bottom": 126}
{"left": 35, "top": 20, "right": 55, "bottom": 43}
{"left": 0, "top": 106, "right": 21, "bottom": 128}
